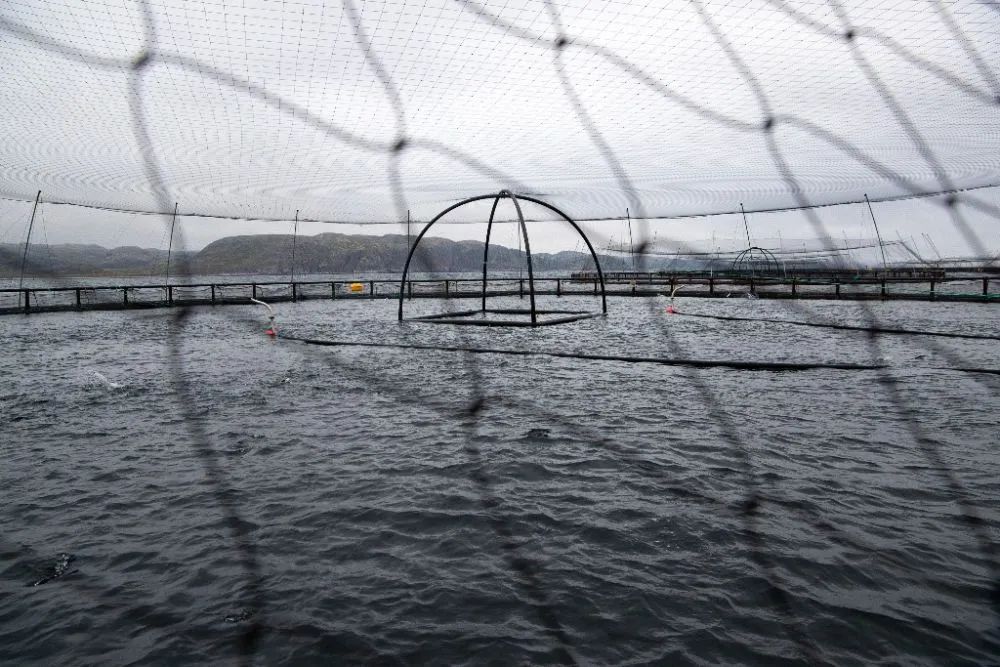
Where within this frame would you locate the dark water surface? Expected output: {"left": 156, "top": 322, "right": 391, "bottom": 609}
{"left": 1, "top": 296, "right": 998, "bottom": 665}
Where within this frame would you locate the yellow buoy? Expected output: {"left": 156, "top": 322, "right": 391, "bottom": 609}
{"left": 349, "top": 282, "right": 364, "bottom": 293}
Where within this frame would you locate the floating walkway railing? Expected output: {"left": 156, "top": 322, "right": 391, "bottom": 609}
{"left": 0, "top": 275, "right": 997, "bottom": 315}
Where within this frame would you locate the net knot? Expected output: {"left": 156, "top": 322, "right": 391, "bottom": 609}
{"left": 131, "top": 51, "right": 152, "bottom": 70}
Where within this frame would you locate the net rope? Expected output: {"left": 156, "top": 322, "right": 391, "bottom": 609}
{"left": 1, "top": 1, "right": 998, "bottom": 664}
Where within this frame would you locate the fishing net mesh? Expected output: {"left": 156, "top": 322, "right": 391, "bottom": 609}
{"left": 1, "top": 0, "right": 998, "bottom": 663}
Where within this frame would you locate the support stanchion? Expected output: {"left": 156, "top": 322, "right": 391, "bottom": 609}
{"left": 18, "top": 191, "right": 42, "bottom": 310}
{"left": 165, "top": 202, "right": 178, "bottom": 287}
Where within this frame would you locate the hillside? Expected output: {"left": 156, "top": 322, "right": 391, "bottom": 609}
{"left": 0, "top": 243, "right": 196, "bottom": 278}
{"left": 0, "top": 232, "right": 680, "bottom": 278}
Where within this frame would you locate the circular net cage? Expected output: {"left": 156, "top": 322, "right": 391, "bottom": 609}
{"left": 731, "top": 246, "right": 785, "bottom": 278}
{"left": 398, "top": 190, "right": 607, "bottom": 327}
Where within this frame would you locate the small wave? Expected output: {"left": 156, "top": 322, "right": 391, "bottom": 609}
{"left": 224, "top": 608, "right": 254, "bottom": 623}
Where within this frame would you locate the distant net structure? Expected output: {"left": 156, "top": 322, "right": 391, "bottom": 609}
{"left": 1, "top": 1, "right": 1000, "bottom": 665}
{"left": 731, "top": 246, "right": 784, "bottom": 278}
{"left": 617, "top": 237, "right": 922, "bottom": 272}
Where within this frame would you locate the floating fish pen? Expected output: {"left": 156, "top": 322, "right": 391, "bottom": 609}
{"left": 2, "top": 270, "right": 998, "bottom": 317}
{"left": 572, "top": 266, "right": 953, "bottom": 283}
{"left": 2, "top": 275, "right": 998, "bottom": 316}
{"left": 731, "top": 246, "right": 785, "bottom": 278}
{"left": 398, "top": 191, "right": 608, "bottom": 327}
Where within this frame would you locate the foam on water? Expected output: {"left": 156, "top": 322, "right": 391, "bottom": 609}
{"left": 91, "top": 371, "right": 124, "bottom": 391}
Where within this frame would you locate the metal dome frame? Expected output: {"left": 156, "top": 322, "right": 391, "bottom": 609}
{"left": 398, "top": 190, "right": 607, "bottom": 327}
{"left": 731, "top": 246, "right": 785, "bottom": 277}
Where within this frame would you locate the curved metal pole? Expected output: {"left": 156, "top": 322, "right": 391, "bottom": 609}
{"left": 733, "top": 247, "right": 753, "bottom": 275}
{"left": 514, "top": 194, "right": 608, "bottom": 314}
{"left": 400, "top": 192, "right": 609, "bottom": 320}
{"left": 481, "top": 195, "right": 501, "bottom": 312}
{"left": 504, "top": 190, "right": 537, "bottom": 325}
{"left": 398, "top": 193, "right": 501, "bottom": 320}
{"left": 250, "top": 297, "right": 277, "bottom": 334}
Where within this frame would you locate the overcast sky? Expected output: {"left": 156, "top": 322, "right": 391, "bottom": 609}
{"left": 1, "top": 0, "right": 998, "bottom": 259}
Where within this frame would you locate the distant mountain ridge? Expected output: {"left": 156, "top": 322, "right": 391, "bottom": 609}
{"left": 0, "top": 243, "right": 194, "bottom": 278}
{"left": 0, "top": 232, "right": 687, "bottom": 278}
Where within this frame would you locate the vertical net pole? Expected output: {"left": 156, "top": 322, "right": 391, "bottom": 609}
{"left": 165, "top": 202, "right": 178, "bottom": 288}
{"left": 865, "top": 194, "right": 888, "bottom": 274}
{"left": 291, "top": 209, "right": 299, "bottom": 284}
{"left": 17, "top": 190, "right": 42, "bottom": 310}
